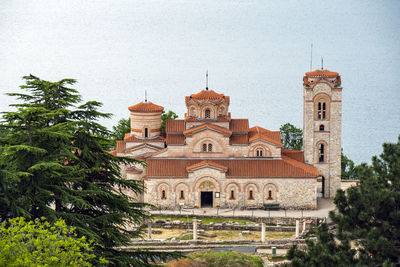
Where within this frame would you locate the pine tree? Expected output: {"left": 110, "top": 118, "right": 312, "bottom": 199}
{"left": 0, "top": 75, "right": 179, "bottom": 266}
{"left": 287, "top": 136, "right": 400, "bottom": 266}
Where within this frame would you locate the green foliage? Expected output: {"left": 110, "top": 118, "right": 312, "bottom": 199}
{"left": 111, "top": 118, "right": 130, "bottom": 142}
{"left": 162, "top": 110, "right": 178, "bottom": 133}
{"left": 279, "top": 123, "right": 302, "bottom": 150}
{"left": 0, "top": 217, "right": 106, "bottom": 266}
{"left": 341, "top": 149, "right": 358, "bottom": 180}
{"left": 0, "top": 74, "right": 181, "bottom": 266}
{"left": 287, "top": 224, "right": 357, "bottom": 267}
{"left": 287, "top": 136, "right": 400, "bottom": 266}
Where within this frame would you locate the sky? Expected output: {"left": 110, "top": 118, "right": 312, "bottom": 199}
{"left": 1, "top": 0, "right": 399, "bottom": 164}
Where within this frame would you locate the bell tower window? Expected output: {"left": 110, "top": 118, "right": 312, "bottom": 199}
{"left": 256, "top": 149, "right": 263, "bottom": 157}
{"left": 208, "top": 143, "right": 213, "bottom": 152}
{"left": 319, "top": 125, "right": 325, "bottom": 131}
{"left": 144, "top": 128, "right": 149, "bottom": 138}
{"left": 318, "top": 143, "right": 325, "bottom": 163}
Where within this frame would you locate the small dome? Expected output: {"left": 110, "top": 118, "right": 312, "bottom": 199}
{"left": 191, "top": 89, "right": 224, "bottom": 100}
{"left": 128, "top": 101, "right": 164, "bottom": 112}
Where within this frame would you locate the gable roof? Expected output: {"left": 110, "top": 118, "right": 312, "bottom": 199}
{"left": 128, "top": 102, "right": 164, "bottom": 113}
{"left": 186, "top": 160, "right": 228, "bottom": 173}
{"left": 248, "top": 126, "right": 282, "bottom": 146}
{"left": 183, "top": 123, "right": 232, "bottom": 136}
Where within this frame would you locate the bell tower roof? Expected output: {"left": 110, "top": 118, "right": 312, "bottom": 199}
{"left": 305, "top": 69, "right": 339, "bottom": 77}
{"left": 303, "top": 69, "right": 341, "bottom": 87}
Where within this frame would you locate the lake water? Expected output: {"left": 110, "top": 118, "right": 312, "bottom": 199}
{"left": 1, "top": 0, "right": 399, "bottom": 164}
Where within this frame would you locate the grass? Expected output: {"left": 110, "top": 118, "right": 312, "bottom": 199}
{"left": 165, "top": 250, "right": 264, "bottom": 267}
{"left": 152, "top": 215, "right": 256, "bottom": 225}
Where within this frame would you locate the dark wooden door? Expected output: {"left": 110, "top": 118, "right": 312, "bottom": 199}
{"left": 201, "top": 191, "right": 213, "bottom": 208}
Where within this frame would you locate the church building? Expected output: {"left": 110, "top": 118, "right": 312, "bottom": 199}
{"left": 112, "top": 69, "right": 342, "bottom": 210}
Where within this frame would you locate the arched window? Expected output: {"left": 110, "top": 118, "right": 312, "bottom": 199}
{"left": 202, "top": 143, "right": 213, "bottom": 152}
{"left": 144, "top": 128, "right": 149, "bottom": 138}
{"left": 161, "top": 190, "right": 166, "bottom": 199}
{"left": 180, "top": 190, "right": 184, "bottom": 200}
{"left": 249, "top": 190, "right": 254, "bottom": 200}
{"left": 268, "top": 190, "right": 273, "bottom": 200}
{"left": 256, "top": 149, "right": 263, "bottom": 157}
{"left": 319, "top": 125, "right": 325, "bottom": 131}
{"left": 202, "top": 143, "right": 207, "bottom": 152}
{"left": 205, "top": 109, "right": 211, "bottom": 119}
{"left": 318, "top": 143, "right": 325, "bottom": 163}
{"left": 230, "top": 190, "right": 235, "bottom": 200}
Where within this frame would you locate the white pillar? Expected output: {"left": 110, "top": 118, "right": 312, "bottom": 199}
{"left": 261, "top": 223, "right": 266, "bottom": 243}
{"left": 193, "top": 218, "right": 197, "bottom": 241}
{"left": 147, "top": 220, "right": 152, "bottom": 240}
{"left": 302, "top": 220, "right": 306, "bottom": 233}
{"left": 295, "top": 220, "right": 300, "bottom": 238}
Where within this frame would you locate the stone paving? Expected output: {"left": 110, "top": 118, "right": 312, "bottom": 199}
{"left": 150, "top": 198, "right": 335, "bottom": 219}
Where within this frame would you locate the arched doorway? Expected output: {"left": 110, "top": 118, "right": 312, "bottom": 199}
{"left": 199, "top": 181, "right": 214, "bottom": 208}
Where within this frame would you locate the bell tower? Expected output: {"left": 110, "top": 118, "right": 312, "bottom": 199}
{"left": 303, "top": 69, "right": 342, "bottom": 198}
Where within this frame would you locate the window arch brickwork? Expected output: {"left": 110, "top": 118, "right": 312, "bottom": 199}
{"left": 313, "top": 93, "right": 331, "bottom": 120}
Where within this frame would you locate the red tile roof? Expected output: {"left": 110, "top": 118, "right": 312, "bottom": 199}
{"left": 124, "top": 133, "right": 165, "bottom": 142}
{"left": 166, "top": 134, "right": 185, "bottom": 145}
{"left": 128, "top": 102, "right": 164, "bottom": 113}
{"left": 186, "top": 160, "right": 228, "bottom": 172}
{"left": 185, "top": 116, "right": 231, "bottom": 122}
{"left": 230, "top": 119, "right": 249, "bottom": 133}
{"left": 165, "top": 119, "right": 185, "bottom": 133}
{"left": 230, "top": 135, "right": 249, "bottom": 145}
{"left": 108, "top": 150, "right": 117, "bottom": 156}
{"left": 305, "top": 69, "right": 339, "bottom": 77}
{"left": 248, "top": 126, "right": 282, "bottom": 146}
{"left": 183, "top": 123, "right": 232, "bottom": 136}
{"left": 282, "top": 148, "right": 305, "bottom": 162}
{"left": 145, "top": 158, "right": 318, "bottom": 178}
{"left": 185, "top": 90, "right": 229, "bottom": 105}
{"left": 126, "top": 166, "right": 143, "bottom": 174}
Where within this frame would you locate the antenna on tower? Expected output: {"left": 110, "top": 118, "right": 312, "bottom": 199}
{"left": 205, "top": 70, "right": 209, "bottom": 90}
{"left": 145, "top": 90, "right": 147, "bottom": 102}
{"left": 321, "top": 58, "right": 324, "bottom": 70}
{"left": 310, "top": 43, "right": 313, "bottom": 71}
